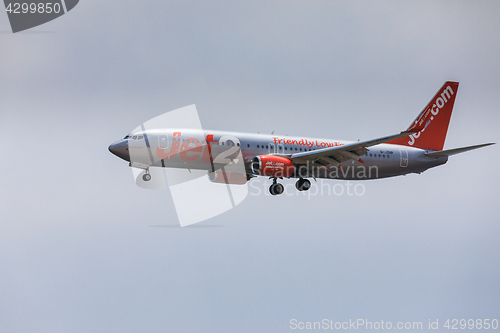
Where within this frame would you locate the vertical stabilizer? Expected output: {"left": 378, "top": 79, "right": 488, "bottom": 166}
{"left": 388, "top": 81, "right": 459, "bottom": 151}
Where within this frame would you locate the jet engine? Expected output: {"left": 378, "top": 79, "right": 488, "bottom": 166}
{"left": 251, "top": 155, "right": 294, "bottom": 178}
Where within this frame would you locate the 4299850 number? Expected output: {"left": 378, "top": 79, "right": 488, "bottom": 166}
{"left": 5, "top": 2, "right": 62, "bottom": 14}
{"left": 444, "top": 319, "right": 498, "bottom": 330}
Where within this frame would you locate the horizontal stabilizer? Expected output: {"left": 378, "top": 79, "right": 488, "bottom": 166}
{"left": 425, "top": 143, "right": 495, "bottom": 158}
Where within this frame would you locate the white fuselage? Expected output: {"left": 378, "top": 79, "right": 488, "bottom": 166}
{"left": 123, "top": 129, "right": 447, "bottom": 180}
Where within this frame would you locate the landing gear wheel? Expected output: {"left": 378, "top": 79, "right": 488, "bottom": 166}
{"left": 142, "top": 173, "right": 152, "bottom": 181}
{"left": 269, "top": 183, "right": 284, "bottom": 196}
{"left": 295, "top": 178, "right": 311, "bottom": 191}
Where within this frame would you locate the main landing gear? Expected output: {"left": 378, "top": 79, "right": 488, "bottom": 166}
{"left": 269, "top": 178, "right": 284, "bottom": 196}
{"left": 295, "top": 178, "right": 311, "bottom": 191}
{"left": 268, "top": 178, "right": 312, "bottom": 195}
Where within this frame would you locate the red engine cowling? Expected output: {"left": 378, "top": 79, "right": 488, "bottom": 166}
{"left": 208, "top": 170, "right": 248, "bottom": 185}
{"left": 251, "top": 155, "right": 294, "bottom": 178}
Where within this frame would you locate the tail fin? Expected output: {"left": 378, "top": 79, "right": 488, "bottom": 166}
{"left": 388, "top": 81, "right": 459, "bottom": 151}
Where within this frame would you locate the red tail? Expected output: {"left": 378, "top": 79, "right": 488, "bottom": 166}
{"left": 388, "top": 81, "right": 459, "bottom": 151}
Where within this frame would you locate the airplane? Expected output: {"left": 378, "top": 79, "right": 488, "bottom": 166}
{"left": 109, "top": 81, "right": 494, "bottom": 196}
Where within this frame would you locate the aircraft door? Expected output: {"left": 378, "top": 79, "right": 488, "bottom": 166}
{"left": 158, "top": 134, "right": 169, "bottom": 149}
{"left": 277, "top": 144, "right": 284, "bottom": 154}
{"left": 400, "top": 149, "right": 408, "bottom": 167}
{"left": 268, "top": 143, "right": 275, "bottom": 154}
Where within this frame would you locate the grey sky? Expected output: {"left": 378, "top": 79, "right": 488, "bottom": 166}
{"left": 1, "top": 1, "right": 499, "bottom": 332}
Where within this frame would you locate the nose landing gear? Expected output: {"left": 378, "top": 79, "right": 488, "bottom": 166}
{"left": 142, "top": 170, "right": 151, "bottom": 181}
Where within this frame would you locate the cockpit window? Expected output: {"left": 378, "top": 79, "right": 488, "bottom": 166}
{"left": 126, "top": 134, "right": 144, "bottom": 140}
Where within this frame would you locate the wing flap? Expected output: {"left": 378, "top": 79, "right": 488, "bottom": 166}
{"left": 291, "top": 131, "right": 414, "bottom": 163}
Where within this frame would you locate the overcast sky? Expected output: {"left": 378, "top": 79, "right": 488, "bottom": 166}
{"left": 1, "top": 1, "right": 499, "bottom": 332}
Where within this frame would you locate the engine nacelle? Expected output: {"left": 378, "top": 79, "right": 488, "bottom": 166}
{"left": 251, "top": 155, "right": 294, "bottom": 178}
{"left": 208, "top": 170, "right": 248, "bottom": 185}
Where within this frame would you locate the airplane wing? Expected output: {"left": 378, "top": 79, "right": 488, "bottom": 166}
{"left": 290, "top": 131, "right": 415, "bottom": 166}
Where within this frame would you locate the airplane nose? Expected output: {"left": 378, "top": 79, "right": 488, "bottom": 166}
{"left": 108, "top": 139, "right": 130, "bottom": 162}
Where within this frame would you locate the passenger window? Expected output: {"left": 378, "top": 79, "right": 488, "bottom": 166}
{"left": 257, "top": 145, "right": 259, "bottom": 148}
{"left": 247, "top": 144, "right": 250, "bottom": 147}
